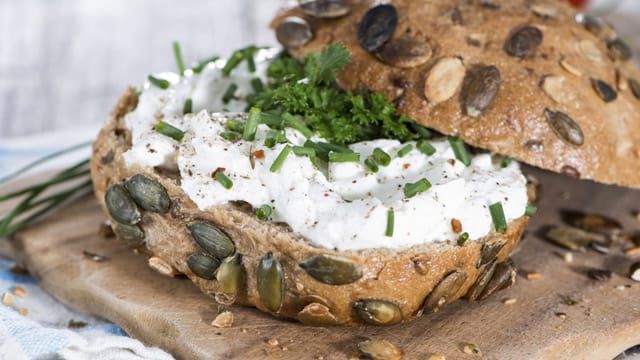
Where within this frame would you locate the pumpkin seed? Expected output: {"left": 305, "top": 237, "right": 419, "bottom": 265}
{"left": 630, "top": 262, "right": 640, "bottom": 281}
{"left": 100, "top": 150, "right": 114, "bottom": 165}
{"left": 275, "top": 17, "right": 313, "bottom": 49}
{"left": 297, "top": 302, "right": 338, "bottom": 325}
{"left": 608, "top": 38, "right": 632, "bottom": 61}
{"left": 467, "top": 260, "right": 497, "bottom": 302}
{"left": 544, "top": 109, "right": 584, "bottom": 146}
{"left": 628, "top": 78, "right": 640, "bottom": 100}
{"left": 124, "top": 175, "right": 170, "bottom": 213}
{"left": 216, "top": 253, "right": 245, "bottom": 299}
{"left": 561, "top": 210, "right": 622, "bottom": 236}
{"left": 541, "top": 75, "right": 569, "bottom": 104}
{"left": 591, "top": 78, "right": 617, "bottom": 102}
{"left": 353, "top": 299, "right": 402, "bottom": 325}
{"left": 187, "top": 222, "right": 234, "bottom": 259}
{"left": 561, "top": 165, "right": 580, "bottom": 178}
{"left": 577, "top": 14, "right": 603, "bottom": 35}
{"left": 424, "top": 57, "right": 466, "bottom": 103}
{"left": 112, "top": 222, "right": 145, "bottom": 248}
{"left": 358, "top": 4, "right": 398, "bottom": 52}
{"left": 357, "top": 339, "right": 403, "bottom": 360}
{"left": 504, "top": 25, "right": 543, "bottom": 58}
{"left": 105, "top": 184, "right": 141, "bottom": 225}
{"left": 578, "top": 40, "right": 602, "bottom": 62}
{"left": 187, "top": 253, "right": 220, "bottom": 280}
{"left": 587, "top": 268, "right": 612, "bottom": 281}
{"left": 423, "top": 270, "right": 467, "bottom": 312}
{"left": 257, "top": 252, "right": 285, "bottom": 313}
{"left": 462, "top": 65, "right": 501, "bottom": 117}
{"left": 476, "top": 241, "right": 505, "bottom": 268}
{"left": 559, "top": 58, "right": 583, "bottom": 76}
{"left": 545, "top": 226, "right": 594, "bottom": 251}
{"left": 299, "top": 0, "right": 350, "bottom": 19}
{"left": 478, "top": 259, "right": 516, "bottom": 301}
{"left": 299, "top": 254, "right": 362, "bottom": 285}
{"left": 377, "top": 36, "right": 432, "bottom": 68}
{"left": 451, "top": 7, "right": 463, "bottom": 25}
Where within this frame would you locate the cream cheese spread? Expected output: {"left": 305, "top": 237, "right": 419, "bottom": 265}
{"left": 122, "top": 49, "right": 528, "bottom": 251}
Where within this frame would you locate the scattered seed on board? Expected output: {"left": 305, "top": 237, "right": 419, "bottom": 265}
{"left": 267, "top": 338, "right": 280, "bottom": 347}
{"left": 545, "top": 226, "right": 593, "bottom": 251}
{"left": 148, "top": 256, "right": 179, "bottom": 277}
{"left": 211, "top": 311, "right": 234, "bottom": 328}
{"left": 616, "top": 284, "right": 631, "bottom": 290}
{"left": 503, "top": 298, "right": 517, "bottom": 305}
{"left": 275, "top": 17, "right": 313, "bottom": 49}
{"left": 82, "top": 250, "right": 109, "bottom": 262}
{"left": 527, "top": 271, "right": 543, "bottom": 280}
{"left": 12, "top": 286, "right": 26, "bottom": 299}
{"left": 424, "top": 57, "right": 466, "bottom": 103}
{"left": 556, "top": 312, "right": 567, "bottom": 320}
{"left": 462, "top": 343, "right": 482, "bottom": 357}
{"left": 2, "top": 293, "right": 15, "bottom": 307}
{"left": 587, "top": 269, "right": 612, "bottom": 281}
{"left": 630, "top": 262, "right": 640, "bottom": 281}
{"left": 428, "top": 354, "right": 446, "bottom": 360}
{"left": 357, "top": 339, "right": 403, "bottom": 360}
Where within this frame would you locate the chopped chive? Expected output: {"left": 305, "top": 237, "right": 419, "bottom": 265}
{"left": 251, "top": 78, "right": 264, "bottom": 93}
{"left": 155, "top": 121, "right": 184, "bottom": 141}
{"left": 243, "top": 107, "right": 261, "bottom": 141}
{"left": 264, "top": 130, "right": 287, "bottom": 148}
{"left": 172, "top": 41, "right": 186, "bottom": 75}
{"left": 416, "top": 140, "right": 436, "bottom": 156}
{"left": 215, "top": 171, "right": 233, "bottom": 189}
{"left": 282, "top": 113, "right": 313, "bottom": 138}
{"left": 260, "top": 111, "right": 283, "bottom": 128}
{"left": 225, "top": 119, "right": 245, "bottom": 133}
{"left": 373, "top": 148, "right": 391, "bottom": 166}
{"left": 222, "top": 50, "right": 245, "bottom": 76}
{"left": 148, "top": 75, "right": 170, "bottom": 90}
{"left": 489, "top": 202, "right": 507, "bottom": 234}
{"left": 245, "top": 47, "right": 257, "bottom": 73}
{"left": 192, "top": 56, "right": 220, "bottom": 73}
{"left": 525, "top": 204, "right": 537, "bottom": 217}
{"left": 448, "top": 136, "right": 471, "bottom": 166}
{"left": 385, "top": 209, "right": 394, "bottom": 237}
{"left": 270, "top": 145, "right": 292, "bottom": 173}
{"left": 183, "top": 98, "right": 193, "bottom": 114}
{"left": 364, "top": 158, "right": 379, "bottom": 173}
{"left": 292, "top": 146, "right": 316, "bottom": 157}
{"left": 403, "top": 178, "right": 432, "bottom": 198}
{"left": 397, "top": 144, "right": 413, "bottom": 158}
{"left": 328, "top": 151, "right": 360, "bottom": 163}
{"left": 410, "top": 123, "right": 432, "bottom": 139}
{"left": 457, "top": 232, "right": 469, "bottom": 246}
{"left": 220, "top": 131, "right": 238, "bottom": 141}
{"left": 256, "top": 205, "right": 272, "bottom": 220}
{"left": 500, "top": 157, "right": 512, "bottom": 168}
{"left": 222, "top": 83, "right": 238, "bottom": 104}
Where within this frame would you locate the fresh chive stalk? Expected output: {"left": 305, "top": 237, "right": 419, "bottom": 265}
{"left": 448, "top": 136, "right": 471, "bottom": 166}
{"left": 397, "top": 144, "right": 413, "bottom": 158}
{"left": 155, "top": 121, "right": 184, "bottom": 142}
{"left": 385, "top": 209, "right": 394, "bottom": 237}
{"left": 489, "top": 202, "right": 507, "bottom": 233}
{"left": 183, "top": 98, "right": 193, "bottom": 114}
{"left": 282, "top": 113, "right": 313, "bottom": 138}
{"left": 148, "top": 75, "right": 170, "bottom": 90}
{"left": 270, "top": 145, "right": 292, "bottom": 173}
{"left": 328, "top": 151, "right": 360, "bottom": 163}
{"left": 215, "top": 171, "right": 233, "bottom": 189}
{"left": 243, "top": 107, "right": 261, "bottom": 141}
{"left": 410, "top": 123, "right": 432, "bottom": 139}
{"left": 525, "top": 204, "right": 537, "bottom": 217}
{"left": 264, "top": 130, "right": 286, "bottom": 148}
{"left": 457, "top": 232, "right": 469, "bottom": 245}
{"left": 256, "top": 205, "right": 272, "bottom": 220}
{"left": 245, "top": 47, "right": 257, "bottom": 73}
{"left": 292, "top": 146, "right": 316, "bottom": 157}
{"left": 403, "top": 178, "right": 432, "bottom": 198}
{"left": 172, "top": 41, "right": 186, "bottom": 75}
{"left": 364, "top": 158, "right": 379, "bottom": 173}
{"left": 226, "top": 119, "right": 245, "bottom": 133}
{"left": 260, "top": 112, "right": 284, "bottom": 129}
{"left": 251, "top": 78, "right": 264, "bottom": 93}
{"left": 222, "top": 83, "right": 238, "bottom": 104}
{"left": 373, "top": 148, "right": 391, "bottom": 166}
{"left": 500, "top": 157, "right": 512, "bottom": 168}
{"left": 222, "top": 50, "right": 245, "bottom": 76}
{"left": 416, "top": 140, "right": 436, "bottom": 156}
{"left": 220, "top": 131, "right": 239, "bottom": 141}
{"left": 192, "top": 56, "right": 220, "bottom": 73}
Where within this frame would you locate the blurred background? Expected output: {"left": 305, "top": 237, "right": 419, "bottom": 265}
{"left": 0, "top": 0, "right": 638, "bottom": 138}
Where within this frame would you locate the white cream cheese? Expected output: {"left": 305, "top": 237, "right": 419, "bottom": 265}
{"left": 122, "top": 49, "right": 528, "bottom": 251}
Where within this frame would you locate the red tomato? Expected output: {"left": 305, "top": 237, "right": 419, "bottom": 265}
{"left": 567, "top": 0, "right": 589, "bottom": 8}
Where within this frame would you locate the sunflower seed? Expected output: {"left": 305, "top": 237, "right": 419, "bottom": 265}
{"left": 541, "top": 75, "right": 569, "bottom": 104}
{"left": 299, "top": 254, "right": 362, "bottom": 285}
{"left": 358, "top": 4, "right": 398, "bottom": 52}
{"left": 545, "top": 226, "right": 594, "bottom": 251}
{"left": 423, "top": 270, "right": 467, "bottom": 312}
{"left": 187, "top": 222, "right": 234, "bottom": 259}
{"left": 478, "top": 259, "right": 516, "bottom": 300}
{"left": 353, "top": 299, "right": 402, "bottom": 325}
{"left": 428, "top": 354, "right": 446, "bottom": 360}
{"left": 477, "top": 241, "right": 505, "bottom": 268}
{"left": 148, "top": 256, "right": 179, "bottom": 277}
{"left": 526, "top": 271, "right": 543, "bottom": 280}
{"left": 424, "top": 57, "right": 466, "bottom": 103}
{"left": 587, "top": 269, "right": 612, "bottom": 281}
{"left": 299, "top": 0, "right": 350, "bottom": 19}
{"left": 357, "top": 339, "right": 403, "bottom": 360}
{"left": 105, "top": 184, "right": 141, "bottom": 225}
{"left": 629, "top": 78, "right": 640, "bottom": 100}
{"left": 561, "top": 210, "right": 622, "bottom": 236}
{"left": 607, "top": 38, "right": 632, "bottom": 61}
{"left": 216, "top": 253, "right": 245, "bottom": 300}
{"left": 467, "top": 260, "right": 497, "bottom": 302}
{"left": 112, "top": 222, "right": 145, "bottom": 248}
{"left": 578, "top": 40, "right": 602, "bottom": 62}
{"left": 561, "top": 165, "right": 580, "bottom": 178}
{"left": 187, "top": 253, "right": 220, "bottom": 280}
{"left": 211, "top": 311, "right": 234, "bottom": 328}
{"left": 531, "top": 4, "right": 557, "bottom": 18}
{"left": 124, "top": 175, "right": 170, "bottom": 213}
{"left": 630, "top": 262, "right": 640, "bottom": 281}
{"left": 377, "top": 36, "right": 432, "bottom": 68}
{"left": 559, "top": 58, "right": 583, "bottom": 76}
{"left": 275, "top": 17, "right": 313, "bottom": 49}
{"left": 544, "top": 109, "right": 584, "bottom": 146}
{"left": 591, "top": 78, "right": 617, "bottom": 102}
{"left": 462, "top": 65, "right": 501, "bottom": 117}
{"left": 462, "top": 343, "right": 482, "bottom": 357}
{"left": 297, "top": 302, "right": 338, "bottom": 325}
{"left": 257, "top": 252, "right": 285, "bottom": 313}
{"left": 504, "top": 25, "right": 543, "bottom": 58}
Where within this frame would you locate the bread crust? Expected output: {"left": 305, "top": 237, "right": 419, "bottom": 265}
{"left": 91, "top": 88, "right": 528, "bottom": 326}
{"left": 274, "top": 0, "right": 640, "bottom": 188}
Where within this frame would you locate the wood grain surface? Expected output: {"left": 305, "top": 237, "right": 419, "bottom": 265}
{"left": 2, "top": 166, "right": 640, "bottom": 359}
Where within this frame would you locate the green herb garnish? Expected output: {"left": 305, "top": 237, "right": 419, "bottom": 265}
{"left": 172, "top": 41, "right": 186, "bottom": 75}
{"left": 448, "top": 136, "right": 471, "bottom": 166}
{"left": 155, "top": 121, "right": 184, "bottom": 141}
{"left": 364, "top": 158, "right": 379, "bottom": 173}
{"left": 243, "top": 107, "right": 261, "bottom": 141}
{"left": 183, "top": 98, "right": 193, "bottom": 114}
{"left": 226, "top": 119, "right": 245, "bottom": 133}
{"left": 220, "top": 131, "right": 239, "bottom": 141}
{"left": 192, "top": 56, "right": 220, "bottom": 73}
{"left": 222, "top": 50, "right": 245, "bottom": 76}
{"left": 148, "top": 75, "right": 170, "bottom": 90}
{"left": 373, "top": 148, "right": 391, "bottom": 166}
{"left": 457, "top": 232, "right": 469, "bottom": 245}
{"left": 416, "top": 140, "right": 436, "bottom": 156}
{"left": 500, "top": 157, "right": 512, "bottom": 168}
{"left": 245, "top": 47, "right": 257, "bottom": 73}
{"left": 328, "top": 151, "right": 360, "bottom": 163}
{"left": 222, "top": 83, "right": 238, "bottom": 104}
{"left": 264, "top": 130, "right": 287, "bottom": 148}
{"left": 270, "top": 145, "right": 292, "bottom": 173}
{"left": 525, "top": 204, "right": 537, "bottom": 217}
{"left": 489, "top": 202, "right": 507, "bottom": 234}
{"left": 385, "top": 208, "right": 394, "bottom": 237}
{"left": 256, "top": 205, "right": 272, "bottom": 220}
{"left": 251, "top": 78, "right": 264, "bottom": 93}
{"left": 403, "top": 178, "right": 432, "bottom": 198}
{"left": 282, "top": 113, "right": 313, "bottom": 138}
{"left": 215, "top": 171, "right": 233, "bottom": 189}
{"left": 397, "top": 144, "right": 413, "bottom": 158}
{"left": 292, "top": 146, "right": 315, "bottom": 157}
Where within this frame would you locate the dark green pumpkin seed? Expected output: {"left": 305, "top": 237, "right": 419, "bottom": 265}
{"left": 462, "top": 66, "right": 501, "bottom": 117}
{"left": 124, "top": 175, "right": 170, "bottom": 213}
{"left": 187, "top": 222, "right": 235, "bottom": 259}
{"left": 544, "top": 109, "right": 584, "bottom": 146}
{"left": 545, "top": 226, "right": 594, "bottom": 251}
{"left": 607, "top": 38, "right": 632, "bottom": 61}
{"left": 299, "top": 254, "right": 363, "bottom": 285}
{"left": 478, "top": 259, "right": 516, "bottom": 300}
{"left": 275, "top": 17, "right": 312, "bottom": 49}
{"left": 504, "top": 25, "right": 543, "bottom": 58}
{"left": 112, "top": 222, "right": 145, "bottom": 248}
{"left": 216, "top": 253, "right": 246, "bottom": 296}
{"left": 105, "top": 184, "right": 141, "bottom": 225}
{"left": 257, "top": 252, "right": 285, "bottom": 313}
{"left": 587, "top": 268, "right": 611, "bottom": 281}
{"left": 187, "top": 253, "right": 220, "bottom": 280}
{"left": 423, "top": 270, "right": 468, "bottom": 312}
{"left": 299, "top": 0, "right": 350, "bottom": 19}
{"left": 629, "top": 78, "right": 640, "bottom": 100}
{"left": 591, "top": 78, "right": 617, "bottom": 102}
{"left": 467, "top": 261, "right": 498, "bottom": 302}
{"left": 377, "top": 36, "right": 433, "bottom": 68}
{"left": 353, "top": 299, "right": 402, "bottom": 325}
{"left": 476, "top": 241, "right": 506, "bottom": 268}
{"left": 358, "top": 4, "right": 398, "bottom": 52}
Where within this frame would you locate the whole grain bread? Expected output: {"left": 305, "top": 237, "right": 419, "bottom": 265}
{"left": 274, "top": 0, "right": 640, "bottom": 188}
{"left": 90, "top": 88, "right": 529, "bottom": 326}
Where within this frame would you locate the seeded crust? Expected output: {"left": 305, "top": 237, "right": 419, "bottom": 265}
{"left": 274, "top": 0, "right": 640, "bottom": 188}
{"left": 91, "top": 88, "right": 529, "bottom": 326}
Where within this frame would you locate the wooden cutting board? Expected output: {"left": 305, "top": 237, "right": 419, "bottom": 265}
{"left": 2, "top": 166, "right": 640, "bottom": 360}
